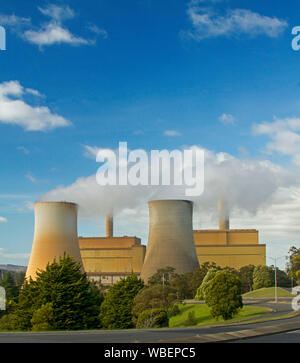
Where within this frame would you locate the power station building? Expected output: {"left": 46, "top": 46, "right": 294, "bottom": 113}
{"left": 26, "top": 200, "right": 266, "bottom": 285}
{"left": 194, "top": 200, "right": 266, "bottom": 269}
{"left": 79, "top": 215, "right": 146, "bottom": 285}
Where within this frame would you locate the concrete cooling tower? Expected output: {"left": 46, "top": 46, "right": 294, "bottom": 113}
{"left": 25, "top": 202, "right": 83, "bottom": 280}
{"left": 140, "top": 200, "right": 199, "bottom": 283}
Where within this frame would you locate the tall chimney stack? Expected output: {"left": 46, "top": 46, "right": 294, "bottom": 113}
{"left": 106, "top": 214, "right": 113, "bottom": 237}
{"left": 218, "top": 199, "right": 230, "bottom": 230}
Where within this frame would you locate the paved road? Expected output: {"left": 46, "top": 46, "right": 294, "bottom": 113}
{"left": 0, "top": 302, "right": 298, "bottom": 343}
{"left": 232, "top": 330, "right": 300, "bottom": 343}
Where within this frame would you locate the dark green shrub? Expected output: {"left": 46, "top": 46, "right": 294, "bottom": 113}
{"left": 136, "top": 309, "right": 169, "bottom": 329}
{"left": 182, "top": 311, "right": 197, "bottom": 326}
{"left": 168, "top": 304, "right": 180, "bottom": 317}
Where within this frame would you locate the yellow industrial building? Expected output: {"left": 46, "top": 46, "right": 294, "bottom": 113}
{"left": 194, "top": 229, "right": 266, "bottom": 269}
{"left": 78, "top": 205, "right": 266, "bottom": 285}
{"left": 78, "top": 216, "right": 146, "bottom": 285}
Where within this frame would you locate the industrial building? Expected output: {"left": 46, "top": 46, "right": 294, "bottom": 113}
{"left": 79, "top": 215, "right": 146, "bottom": 285}
{"left": 26, "top": 199, "right": 266, "bottom": 284}
{"left": 194, "top": 200, "right": 266, "bottom": 269}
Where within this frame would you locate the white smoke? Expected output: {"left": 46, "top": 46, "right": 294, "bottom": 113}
{"left": 39, "top": 145, "right": 295, "bottom": 220}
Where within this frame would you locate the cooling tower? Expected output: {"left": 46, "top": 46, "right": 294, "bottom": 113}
{"left": 25, "top": 202, "right": 83, "bottom": 280}
{"left": 218, "top": 199, "right": 230, "bottom": 230}
{"left": 140, "top": 200, "right": 199, "bottom": 283}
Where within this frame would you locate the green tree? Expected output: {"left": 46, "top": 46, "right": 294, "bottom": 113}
{"left": 0, "top": 272, "right": 19, "bottom": 302}
{"left": 272, "top": 267, "right": 290, "bottom": 288}
{"left": 0, "top": 313, "right": 19, "bottom": 331}
{"left": 132, "top": 284, "right": 178, "bottom": 324}
{"left": 188, "top": 262, "right": 220, "bottom": 297}
{"left": 170, "top": 273, "right": 193, "bottom": 300}
{"left": 31, "top": 303, "right": 53, "bottom": 331}
{"left": 15, "top": 272, "right": 25, "bottom": 291}
{"left": 239, "top": 265, "right": 255, "bottom": 293}
{"left": 0, "top": 272, "right": 20, "bottom": 319}
{"left": 148, "top": 267, "right": 177, "bottom": 286}
{"left": 136, "top": 308, "right": 169, "bottom": 329}
{"left": 288, "top": 247, "right": 300, "bottom": 284}
{"left": 253, "top": 265, "right": 274, "bottom": 290}
{"left": 205, "top": 270, "right": 243, "bottom": 320}
{"left": 15, "top": 255, "right": 103, "bottom": 331}
{"left": 99, "top": 273, "right": 144, "bottom": 329}
{"left": 194, "top": 268, "right": 218, "bottom": 301}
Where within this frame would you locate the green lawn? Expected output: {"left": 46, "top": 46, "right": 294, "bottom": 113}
{"left": 169, "top": 304, "right": 269, "bottom": 328}
{"left": 243, "top": 287, "right": 295, "bottom": 299}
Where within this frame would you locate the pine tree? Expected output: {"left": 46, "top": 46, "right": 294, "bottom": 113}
{"left": 15, "top": 255, "right": 103, "bottom": 331}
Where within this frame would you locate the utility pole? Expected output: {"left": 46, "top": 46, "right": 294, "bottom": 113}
{"left": 274, "top": 257, "right": 278, "bottom": 303}
{"left": 268, "top": 255, "right": 286, "bottom": 303}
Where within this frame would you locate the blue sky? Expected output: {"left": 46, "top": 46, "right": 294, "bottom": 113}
{"left": 1, "top": 0, "right": 300, "bottom": 268}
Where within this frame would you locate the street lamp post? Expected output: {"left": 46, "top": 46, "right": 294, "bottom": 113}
{"left": 268, "top": 255, "right": 286, "bottom": 303}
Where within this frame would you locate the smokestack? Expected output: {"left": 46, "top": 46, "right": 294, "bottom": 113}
{"left": 218, "top": 199, "right": 230, "bottom": 230}
{"left": 25, "top": 202, "right": 83, "bottom": 280}
{"left": 106, "top": 214, "right": 113, "bottom": 238}
{"left": 140, "top": 200, "right": 199, "bottom": 284}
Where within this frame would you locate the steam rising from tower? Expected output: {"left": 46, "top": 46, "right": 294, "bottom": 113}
{"left": 140, "top": 200, "right": 199, "bottom": 283}
{"left": 106, "top": 214, "right": 113, "bottom": 238}
{"left": 218, "top": 199, "right": 230, "bottom": 230}
{"left": 25, "top": 202, "right": 83, "bottom": 280}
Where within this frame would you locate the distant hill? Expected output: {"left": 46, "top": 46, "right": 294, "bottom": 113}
{"left": 0, "top": 264, "right": 27, "bottom": 273}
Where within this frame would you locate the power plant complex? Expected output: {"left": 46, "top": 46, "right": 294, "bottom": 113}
{"left": 25, "top": 200, "right": 266, "bottom": 285}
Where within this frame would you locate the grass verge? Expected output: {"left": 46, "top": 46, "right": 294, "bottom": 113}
{"left": 243, "top": 287, "right": 295, "bottom": 299}
{"left": 169, "top": 304, "right": 269, "bottom": 328}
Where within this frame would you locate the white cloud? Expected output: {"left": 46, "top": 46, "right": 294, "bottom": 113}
{"left": 38, "top": 4, "right": 75, "bottom": 22}
{"left": 164, "top": 130, "right": 182, "bottom": 136}
{"left": 0, "top": 14, "right": 31, "bottom": 28}
{"left": 83, "top": 145, "right": 101, "bottom": 159}
{"left": 253, "top": 117, "right": 300, "bottom": 165}
{"left": 40, "top": 145, "right": 292, "bottom": 218}
{"left": 17, "top": 146, "right": 30, "bottom": 154}
{"left": 24, "top": 23, "right": 92, "bottom": 47}
{"left": 0, "top": 80, "right": 71, "bottom": 131}
{"left": 219, "top": 113, "right": 235, "bottom": 124}
{"left": 182, "top": 1, "right": 288, "bottom": 40}
{"left": 0, "top": 4, "right": 106, "bottom": 48}
{"left": 25, "top": 172, "right": 37, "bottom": 183}
{"left": 87, "top": 24, "right": 108, "bottom": 39}
{"left": 23, "top": 4, "right": 106, "bottom": 48}
{"left": 25, "top": 88, "right": 44, "bottom": 97}
{"left": 0, "top": 217, "right": 7, "bottom": 223}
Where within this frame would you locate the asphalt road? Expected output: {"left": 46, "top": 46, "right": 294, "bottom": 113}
{"left": 232, "top": 330, "right": 300, "bottom": 343}
{"left": 0, "top": 302, "right": 298, "bottom": 343}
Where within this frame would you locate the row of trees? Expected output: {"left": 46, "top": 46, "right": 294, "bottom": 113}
{"left": 0, "top": 255, "right": 295, "bottom": 331}
{"left": 99, "top": 265, "right": 245, "bottom": 329}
